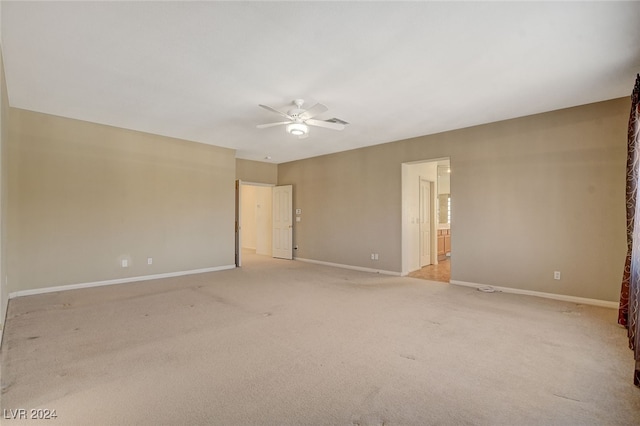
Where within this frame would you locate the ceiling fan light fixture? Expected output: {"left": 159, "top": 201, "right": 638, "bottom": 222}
{"left": 286, "top": 123, "right": 308, "bottom": 136}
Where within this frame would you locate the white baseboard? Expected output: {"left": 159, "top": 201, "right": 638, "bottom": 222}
{"left": 450, "top": 280, "right": 619, "bottom": 309}
{"left": 295, "top": 257, "right": 401, "bottom": 276}
{"left": 8, "top": 264, "right": 237, "bottom": 299}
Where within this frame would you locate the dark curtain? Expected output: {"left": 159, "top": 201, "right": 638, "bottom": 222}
{"left": 619, "top": 74, "right": 640, "bottom": 387}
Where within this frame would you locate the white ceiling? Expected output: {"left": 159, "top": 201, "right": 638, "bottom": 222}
{"left": 2, "top": 1, "right": 639, "bottom": 164}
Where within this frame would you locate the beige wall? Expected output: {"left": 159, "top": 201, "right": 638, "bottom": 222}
{"left": 279, "top": 98, "right": 629, "bottom": 302}
{"left": 280, "top": 148, "right": 402, "bottom": 271}
{"left": 1, "top": 94, "right": 628, "bottom": 303}
{"left": 7, "top": 109, "right": 236, "bottom": 293}
{"left": 236, "top": 159, "right": 277, "bottom": 184}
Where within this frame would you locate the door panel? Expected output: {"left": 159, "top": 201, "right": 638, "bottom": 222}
{"left": 420, "top": 179, "right": 431, "bottom": 267}
{"left": 235, "top": 180, "right": 242, "bottom": 267}
{"left": 272, "top": 185, "right": 293, "bottom": 260}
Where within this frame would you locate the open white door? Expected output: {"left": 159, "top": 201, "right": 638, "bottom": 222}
{"left": 420, "top": 178, "right": 432, "bottom": 267}
{"left": 272, "top": 185, "right": 293, "bottom": 260}
{"left": 235, "top": 180, "right": 242, "bottom": 267}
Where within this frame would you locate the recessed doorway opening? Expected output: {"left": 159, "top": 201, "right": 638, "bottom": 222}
{"left": 235, "top": 181, "right": 293, "bottom": 267}
{"left": 235, "top": 181, "right": 274, "bottom": 267}
{"left": 401, "top": 158, "right": 451, "bottom": 283}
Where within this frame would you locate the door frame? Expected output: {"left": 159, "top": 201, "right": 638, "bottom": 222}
{"left": 401, "top": 157, "right": 451, "bottom": 276}
{"left": 235, "top": 180, "right": 276, "bottom": 267}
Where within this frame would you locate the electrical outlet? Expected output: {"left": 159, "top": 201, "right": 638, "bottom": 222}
{"left": 554, "top": 271, "right": 561, "bottom": 280}
{"left": 374, "top": 253, "right": 379, "bottom": 260}
{"left": 121, "top": 259, "right": 128, "bottom": 268}
{"left": 147, "top": 258, "right": 153, "bottom": 265}
{"left": 371, "top": 253, "right": 375, "bottom": 260}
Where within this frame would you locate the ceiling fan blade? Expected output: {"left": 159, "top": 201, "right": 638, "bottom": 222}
{"left": 259, "top": 104, "right": 292, "bottom": 120}
{"left": 299, "top": 103, "right": 328, "bottom": 120}
{"left": 305, "top": 118, "right": 345, "bottom": 131}
{"left": 257, "top": 121, "right": 292, "bottom": 129}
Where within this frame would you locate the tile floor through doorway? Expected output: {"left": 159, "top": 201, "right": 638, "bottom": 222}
{"left": 408, "top": 258, "right": 450, "bottom": 283}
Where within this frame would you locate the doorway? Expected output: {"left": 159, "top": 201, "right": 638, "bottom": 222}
{"left": 235, "top": 181, "right": 274, "bottom": 267}
{"left": 401, "top": 158, "right": 451, "bottom": 282}
{"left": 235, "top": 182, "right": 293, "bottom": 267}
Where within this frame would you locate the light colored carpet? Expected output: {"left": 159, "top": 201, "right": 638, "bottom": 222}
{"left": 1, "top": 253, "right": 639, "bottom": 425}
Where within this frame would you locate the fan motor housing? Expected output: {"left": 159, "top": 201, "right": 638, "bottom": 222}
{"left": 288, "top": 108, "right": 305, "bottom": 119}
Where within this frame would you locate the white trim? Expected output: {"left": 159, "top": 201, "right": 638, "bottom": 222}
{"left": 240, "top": 181, "right": 275, "bottom": 187}
{"left": 403, "top": 157, "right": 451, "bottom": 166}
{"left": 295, "top": 257, "right": 401, "bottom": 276}
{"left": 8, "top": 265, "right": 237, "bottom": 299}
{"left": 450, "top": 280, "right": 619, "bottom": 309}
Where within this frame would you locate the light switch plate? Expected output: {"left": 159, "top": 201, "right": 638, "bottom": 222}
{"left": 295, "top": 208, "right": 302, "bottom": 215}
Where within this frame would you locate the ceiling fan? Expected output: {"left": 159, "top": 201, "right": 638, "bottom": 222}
{"left": 257, "top": 99, "right": 347, "bottom": 139}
